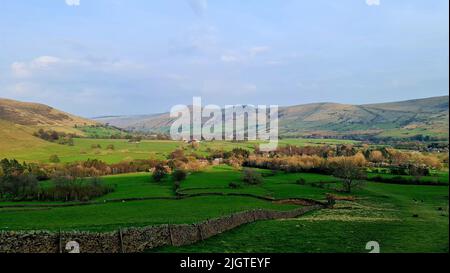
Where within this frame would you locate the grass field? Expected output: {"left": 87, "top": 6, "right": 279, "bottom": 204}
{"left": 152, "top": 177, "right": 449, "bottom": 253}
{"left": 0, "top": 137, "right": 361, "bottom": 164}
{"left": 0, "top": 165, "right": 448, "bottom": 253}
{"left": 367, "top": 172, "right": 449, "bottom": 184}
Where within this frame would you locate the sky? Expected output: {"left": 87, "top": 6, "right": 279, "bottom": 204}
{"left": 0, "top": 0, "right": 448, "bottom": 117}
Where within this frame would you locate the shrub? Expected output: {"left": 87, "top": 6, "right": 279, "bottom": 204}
{"left": 296, "top": 178, "right": 306, "bottom": 185}
{"left": 33, "top": 129, "right": 77, "bottom": 146}
{"left": 49, "top": 155, "right": 61, "bottom": 163}
{"left": 40, "top": 175, "right": 114, "bottom": 202}
{"left": 231, "top": 148, "right": 250, "bottom": 158}
{"left": 242, "top": 168, "right": 264, "bottom": 185}
{"left": 229, "top": 182, "right": 240, "bottom": 189}
{"left": 0, "top": 173, "right": 38, "bottom": 200}
{"left": 106, "top": 144, "right": 115, "bottom": 150}
{"left": 153, "top": 163, "right": 168, "bottom": 182}
{"left": 91, "top": 144, "right": 102, "bottom": 149}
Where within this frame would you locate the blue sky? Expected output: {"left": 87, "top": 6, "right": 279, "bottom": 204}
{"left": 0, "top": 0, "right": 448, "bottom": 117}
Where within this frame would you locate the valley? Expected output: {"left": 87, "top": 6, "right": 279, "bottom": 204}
{"left": 0, "top": 97, "right": 448, "bottom": 253}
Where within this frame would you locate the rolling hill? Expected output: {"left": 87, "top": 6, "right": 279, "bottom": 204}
{"left": 0, "top": 98, "right": 96, "bottom": 129}
{"left": 0, "top": 98, "right": 97, "bottom": 154}
{"left": 95, "top": 96, "right": 449, "bottom": 140}
{"left": 1, "top": 95, "right": 448, "bottom": 154}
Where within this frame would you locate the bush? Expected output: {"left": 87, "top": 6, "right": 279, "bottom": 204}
{"left": 0, "top": 173, "right": 38, "bottom": 200}
{"left": 33, "top": 129, "right": 76, "bottom": 146}
{"left": 40, "top": 175, "right": 115, "bottom": 202}
{"left": 242, "top": 168, "right": 264, "bottom": 185}
{"left": 0, "top": 169, "right": 114, "bottom": 201}
{"left": 106, "top": 144, "right": 115, "bottom": 150}
{"left": 229, "top": 182, "right": 240, "bottom": 189}
{"left": 91, "top": 144, "right": 102, "bottom": 149}
{"left": 49, "top": 155, "right": 61, "bottom": 163}
{"left": 296, "top": 178, "right": 306, "bottom": 185}
{"left": 153, "top": 163, "right": 168, "bottom": 182}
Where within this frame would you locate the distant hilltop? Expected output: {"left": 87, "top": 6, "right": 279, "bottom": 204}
{"left": 94, "top": 96, "right": 449, "bottom": 141}
{"left": 1, "top": 96, "right": 448, "bottom": 143}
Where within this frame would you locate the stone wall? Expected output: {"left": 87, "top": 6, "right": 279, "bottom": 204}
{"left": 0, "top": 205, "right": 322, "bottom": 253}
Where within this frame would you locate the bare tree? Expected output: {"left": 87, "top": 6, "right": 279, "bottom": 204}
{"left": 332, "top": 157, "right": 367, "bottom": 193}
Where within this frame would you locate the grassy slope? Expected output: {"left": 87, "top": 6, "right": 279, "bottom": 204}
{"left": 0, "top": 98, "right": 95, "bottom": 127}
{"left": 0, "top": 119, "right": 55, "bottom": 154}
{"left": 0, "top": 98, "right": 96, "bottom": 159}
{"left": 0, "top": 168, "right": 303, "bottom": 231}
{"left": 96, "top": 96, "right": 449, "bottom": 139}
{"left": 153, "top": 180, "right": 449, "bottom": 253}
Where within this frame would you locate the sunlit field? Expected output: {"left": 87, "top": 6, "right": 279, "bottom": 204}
{"left": 1, "top": 165, "right": 447, "bottom": 253}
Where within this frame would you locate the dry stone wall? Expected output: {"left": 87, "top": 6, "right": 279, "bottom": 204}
{"left": 0, "top": 205, "right": 322, "bottom": 253}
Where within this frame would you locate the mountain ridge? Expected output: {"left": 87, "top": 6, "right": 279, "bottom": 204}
{"left": 94, "top": 96, "right": 449, "bottom": 140}
{"left": 1, "top": 96, "right": 448, "bottom": 142}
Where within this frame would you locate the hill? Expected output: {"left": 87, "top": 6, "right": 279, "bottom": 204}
{"left": 0, "top": 98, "right": 96, "bottom": 129}
{"left": 95, "top": 96, "right": 449, "bottom": 140}
{"left": 0, "top": 98, "right": 97, "bottom": 155}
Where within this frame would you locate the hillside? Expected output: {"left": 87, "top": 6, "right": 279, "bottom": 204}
{"left": 95, "top": 96, "right": 449, "bottom": 140}
{"left": 0, "top": 98, "right": 96, "bottom": 128}
{"left": 0, "top": 98, "right": 97, "bottom": 155}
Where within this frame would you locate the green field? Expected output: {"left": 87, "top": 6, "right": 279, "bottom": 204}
{"left": 77, "top": 125, "right": 127, "bottom": 139}
{"left": 0, "top": 165, "right": 448, "bottom": 253}
{"left": 0, "top": 137, "right": 361, "bottom": 164}
{"left": 152, "top": 176, "right": 450, "bottom": 253}
{"left": 367, "top": 172, "right": 449, "bottom": 184}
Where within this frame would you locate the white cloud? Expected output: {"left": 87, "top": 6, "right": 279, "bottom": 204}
{"left": 10, "top": 56, "right": 144, "bottom": 79}
{"left": 11, "top": 56, "right": 62, "bottom": 78}
{"left": 65, "top": 0, "right": 80, "bottom": 6}
{"left": 366, "top": 0, "right": 380, "bottom": 6}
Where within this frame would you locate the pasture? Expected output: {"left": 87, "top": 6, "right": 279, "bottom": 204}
{"left": 0, "top": 165, "right": 448, "bottom": 253}
{"left": 0, "top": 137, "right": 360, "bottom": 164}
{"left": 153, "top": 173, "right": 450, "bottom": 253}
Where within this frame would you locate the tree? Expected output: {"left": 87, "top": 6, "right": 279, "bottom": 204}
{"left": 172, "top": 169, "right": 187, "bottom": 182}
{"left": 169, "top": 149, "right": 187, "bottom": 162}
{"left": 242, "top": 168, "right": 264, "bottom": 185}
{"left": 152, "top": 163, "right": 168, "bottom": 182}
{"left": 369, "top": 150, "right": 384, "bottom": 163}
{"left": 231, "top": 148, "right": 250, "bottom": 158}
{"left": 332, "top": 157, "right": 367, "bottom": 193}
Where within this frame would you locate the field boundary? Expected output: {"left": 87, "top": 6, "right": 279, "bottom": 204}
{"left": 0, "top": 192, "right": 327, "bottom": 209}
{"left": 0, "top": 205, "right": 323, "bottom": 253}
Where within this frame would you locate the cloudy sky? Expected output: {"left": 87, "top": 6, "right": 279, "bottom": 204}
{"left": 0, "top": 0, "right": 448, "bottom": 117}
